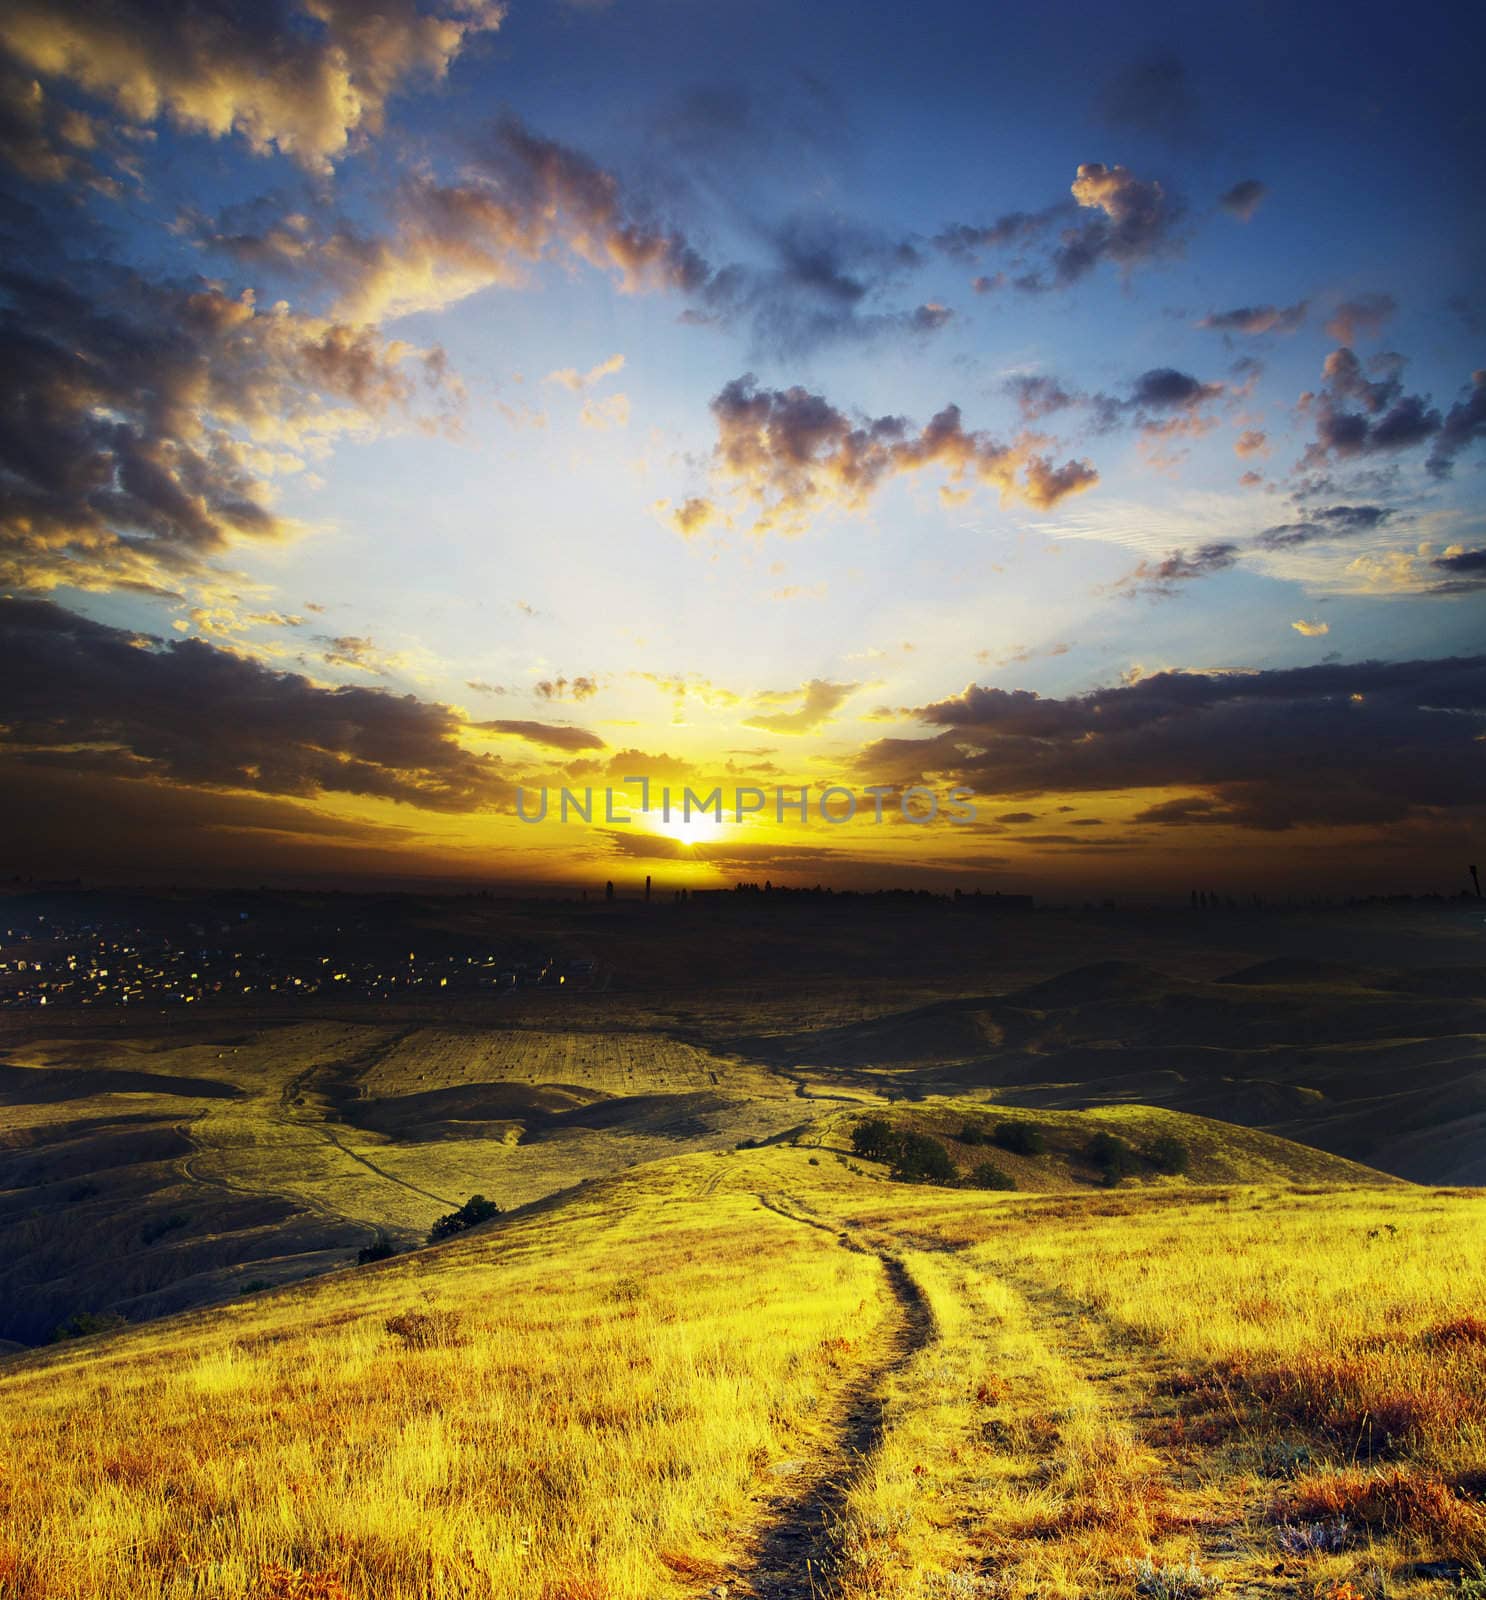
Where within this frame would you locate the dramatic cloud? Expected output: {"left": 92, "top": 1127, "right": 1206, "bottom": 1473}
{"left": 1291, "top": 619, "right": 1330, "bottom": 636}
{"left": 1429, "top": 546, "right": 1486, "bottom": 595}
{"left": 859, "top": 656, "right": 1486, "bottom": 829}
{"left": 1325, "top": 293, "right": 1396, "bottom": 344}
{"left": 0, "top": 257, "right": 453, "bottom": 594}
{"left": 934, "top": 161, "right": 1182, "bottom": 293}
{"left": 200, "top": 118, "right": 937, "bottom": 355}
{"left": 743, "top": 678, "right": 858, "bottom": 734}
{"left": 1219, "top": 179, "right": 1267, "bottom": 221}
{"left": 698, "top": 374, "right": 1098, "bottom": 534}
{"left": 1299, "top": 348, "right": 1445, "bottom": 468}
{"left": 1198, "top": 302, "right": 1306, "bottom": 337}
{"left": 1258, "top": 503, "right": 1396, "bottom": 549}
{"left": 0, "top": 596, "right": 511, "bottom": 810}
{"left": 1110, "top": 542, "right": 1240, "bottom": 598}
{"left": 1428, "top": 370, "right": 1486, "bottom": 479}
{"left": 0, "top": 62, "right": 124, "bottom": 193}
{"left": 472, "top": 719, "right": 606, "bottom": 752}
{"left": 0, "top": 0, "right": 504, "bottom": 172}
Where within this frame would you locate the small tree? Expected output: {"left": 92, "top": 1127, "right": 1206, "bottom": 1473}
{"left": 1085, "top": 1131, "right": 1140, "bottom": 1186}
{"left": 966, "top": 1160, "right": 1017, "bottom": 1191}
{"left": 889, "top": 1132, "right": 957, "bottom": 1184}
{"left": 428, "top": 1194, "right": 502, "bottom": 1244}
{"left": 851, "top": 1117, "right": 898, "bottom": 1162}
{"left": 1146, "top": 1133, "right": 1190, "bottom": 1175}
{"left": 993, "top": 1121, "right": 1047, "bottom": 1157}
{"left": 357, "top": 1233, "right": 398, "bottom": 1264}
{"left": 49, "top": 1311, "right": 127, "bottom": 1343}
{"left": 957, "top": 1122, "right": 991, "bottom": 1146}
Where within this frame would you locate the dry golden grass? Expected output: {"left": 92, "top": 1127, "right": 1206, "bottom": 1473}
{"left": 0, "top": 1160, "right": 886, "bottom": 1600}
{"left": 3, "top": 1112, "right": 1483, "bottom": 1600}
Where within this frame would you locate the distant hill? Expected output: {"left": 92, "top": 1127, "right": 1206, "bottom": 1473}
{"left": 756, "top": 960, "right": 1486, "bottom": 1184}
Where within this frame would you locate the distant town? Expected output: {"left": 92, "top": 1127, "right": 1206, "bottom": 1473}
{"left": 0, "top": 907, "right": 596, "bottom": 1010}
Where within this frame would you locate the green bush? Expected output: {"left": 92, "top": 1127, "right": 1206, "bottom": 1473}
{"left": 428, "top": 1194, "right": 502, "bottom": 1244}
{"left": 357, "top": 1234, "right": 398, "bottom": 1264}
{"left": 1085, "top": 1131, "right": 1140, "bottom": 1185}
{"left": 966, "top": 1160, "right": 1017, "bottom": 1191}
{"left": 850, "top": 1117, "right": 897, "bottom": 1161}
{"left": 49, "top": 1311, "right": 127, "bottom": 1343}
{"left": 993, "top": 1121, "right": 1047, "bottom": 1157}
{"left": 1146, "top": 1133, "right": 1190, "bottom": 1175}
{"left": 957, "top": 1122, "right": 991, "bottom": 1146}
{"left": 889, "top": 1132, "right": 957, "bottom": 1184}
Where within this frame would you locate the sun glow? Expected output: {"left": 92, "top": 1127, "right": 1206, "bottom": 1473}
{"left": 650, "top": 810, "right": 728, "bottom": 847}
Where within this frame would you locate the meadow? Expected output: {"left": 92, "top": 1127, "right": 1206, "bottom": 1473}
{"left": 2, "top": 1113, "right": 1483, "bottom": 1600}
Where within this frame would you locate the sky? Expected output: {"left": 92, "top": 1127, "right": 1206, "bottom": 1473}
{"left": 0, "top": 0, "right": 1482, "bottom": 898}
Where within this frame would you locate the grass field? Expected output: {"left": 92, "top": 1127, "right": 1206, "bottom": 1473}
{"left": 2, "top": 1108, "right": 1483, "bottom": 1600}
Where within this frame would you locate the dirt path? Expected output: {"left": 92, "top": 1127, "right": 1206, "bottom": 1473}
{"left": 980, "top": 1262, "right": 1294, "bottom": 1597}
{"left": 716, "top": 1193, "right": 937, "bottom": 1600}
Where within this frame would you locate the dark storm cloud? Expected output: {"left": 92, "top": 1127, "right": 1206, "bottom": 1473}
{"left": 0, "top": 597, "right": 513, "bottom": 810}
{"left": 1219, "top": 179, "right": 1267, "bottom": 222}
{"left": 853, "top": 657, "right": 1486, "bottom": 831}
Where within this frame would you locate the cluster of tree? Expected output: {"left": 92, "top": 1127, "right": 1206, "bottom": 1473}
{"left": 1085, "top": 1130, "right": 1190, "bottom": 1186}
{"left": 960, "top": 1121, "right": 1047, "bottom": 1157}
{"left": 428, "top": 1194, "right": 502, "bottom": 1243}
{"left": 851, "top": 1118, "right": 1016, "bottom": 1189}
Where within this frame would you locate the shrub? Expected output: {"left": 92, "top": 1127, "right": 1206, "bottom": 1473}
{"left": 889, "top": 1132, "right": 957, "bottom": 1184}
{"left": 1129, "top": 1555, "right": 1221, "bottom": 1600}
{"left": 957, "top": 1123, "right": 991, "bottom": 1146}
{"left": 357, "top": 1234, "right": 398, "bottom": 1264}
{"left": 49, "top": 1311, "right": 127, "bottom": 1343}
{"left": 851, "top": 1118, "right": 897, "bottom": 1161}
{"left": 428, "top": 1194, "right": 501, "bottom": 1244}
{"left": 1085, "top": 1131, "right": 1140, "bottom": 1185}
{"left": 384, "top": 1306, "right": 465, "bottom": 1349}
{"left": 966, "top": 1160, "right": 1017, "bottom": 1191}
{"left": 258, "top": 1564, "right": 350, "bottom": 1599}
{"left": 239, "top": 1279, "right": 273, "bottom": 1295}
{"left": 1147, "top": 1133, "right": 1191, "bottom": 1175}
{"left": 993, "top": 1121, "right": 1046, "bottom": 1157}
